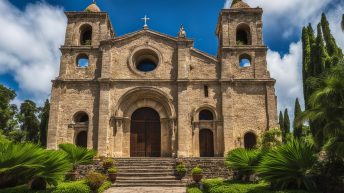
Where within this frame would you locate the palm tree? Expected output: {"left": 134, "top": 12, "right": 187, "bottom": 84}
{"left": 58, "top": 143, "right": 97, "bottom": 170}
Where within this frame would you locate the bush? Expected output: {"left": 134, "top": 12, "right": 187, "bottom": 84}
{"left": 257, "top": 140, "right": 317, "bottom": 191}
{"left": 187, "top": 187, "right": 203, "bottom": 193}
{"left": 225, "top": 148, "right": 262, "bottom": 181}
{"left": 176, "top": 163, "right": 187, "bottom": 174}
{"left": 202, "top": 178, "right": 224, "bottom": 191}
{"left": 58, "top": 143, "right": 96, "bottom": 170}
{"left": 85, "top": 172, "right": 106, "bottom": 190}
{"left": 191, "top": 166, "right": 203, "bottom": 175}
{"left": 107, "top": 167, "right": 118, "bottom": 174}
{"left": 102, "top": 158, "right": 114, "bottom": 169}
{"left": 51, "top": 181, "right": 90, "bottom": 193}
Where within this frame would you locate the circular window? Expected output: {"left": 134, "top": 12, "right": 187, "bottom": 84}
{"left": 132, "top": 48, "right": 160, "bottom": 73}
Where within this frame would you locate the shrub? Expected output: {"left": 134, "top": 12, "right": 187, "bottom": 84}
{"left": 187, "top": 187, "right": 203, "bottom": 193}
{"left": 58, "top": 143, "right": 96, "bottom": 170}
{"left": 107, "top": 167, "right": 118, "bottom": 174}
{"left": 102, "top": 158, "right": 114, "bottom": 169}
{"left": 202, "top": 178, "right": 224, "bottom": 191}
{"left": 257, "top": 139, "right": 317, "bottom": 191}
{"left": 51, "top": 181, "right": 90, "bottom": 193}
{"left": 191, "top": 166, "right": 203, "bottom": 175}
{"left": 85, "top": 172, "right": 106, "bottom": 190}
{"left": 260, "top": 128, "right": 282, "bottom": 150}
{"left": 176, "top": 163, "right": 187, "bottom": 174}
{"left": 225, "top": 148, "right": 261, "bottom": 181}
{"left": 98, "top": 181, "right": 112, "bottom": 193}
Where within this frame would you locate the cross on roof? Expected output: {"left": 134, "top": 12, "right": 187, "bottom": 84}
{"left": 141, "top": 15, "right": 150, "bottom": 29}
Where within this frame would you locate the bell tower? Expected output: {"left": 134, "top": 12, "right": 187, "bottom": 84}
{"left": 58, "top": 2, "right": 115, "bottom": 79}
{"left": 216, "top": 0, "right": 269, "bottom": 79}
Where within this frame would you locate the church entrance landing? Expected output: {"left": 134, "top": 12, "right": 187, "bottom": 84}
{"left": 130, "top": 107, "right": 161, "bottom": 157}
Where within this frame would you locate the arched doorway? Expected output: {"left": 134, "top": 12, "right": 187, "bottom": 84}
{"left": 244, "top": 132, "right": 257, "bottom": 149}
{"left": 76, "top": 131, "right": 87, "bottom": 148}
{"left": 199, "top": 129, "right": 214, "bottom": 157}
{"left": 130, "top": 107, "right": 161, "bottom": 157}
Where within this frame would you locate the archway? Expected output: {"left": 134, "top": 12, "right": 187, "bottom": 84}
{"left": 199, "top": 129, "right": 214, "bottom": 157}
{"left": 130, "top": 107, "right": 161, "bottom": 157}
{"left": 244, "top": 132, "right": 257, "bottom": 149}
{"left": 76, "top": 131, "right": 87, "bottom": 148}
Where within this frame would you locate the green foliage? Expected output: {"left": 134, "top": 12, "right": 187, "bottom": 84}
{"left": 0, "top": 142, "right": 72, "bottom": 189}
{"left": 102, "top": 158, "right": 114, "bottom": 169}
{"left": 283, "top": 109, "right": 290, "bottom": 140}
{"left": 256, "top": 140, "right": 317, "bottom": 191}
{"left": 0, "top": 84, "right": 17, "bottom": 134}
{"left": 58, "top": 143, "right": 96, "bottom": 170}
{"left": 85, "top": 172, "right": 106, "bottom": 191}
{"left": 293, "top": 98, "right": 303, "bottom": 139}
{"left": 187, "top": 185, "right": 203, "bottom": 193}
{"left": 18, "top": 100, "right": 40, "bottom": 143}
{"left": 225, "top": 148, "right": 262, "bottom": 181}
{"left": 260, "top": 128, "right": 282, "bottom": 150}
{"left": 39, "top": 100, "right": 50, "bottom": 147}
{"left": 51, "top": 181, "right": 90, "bottom": 193}
{"left": 176, "top": 163, "right": 187, "bottom": 173}
{"left": 231, "top": 0, "right": 241, "bottom": 6}
{"left": 342, "top": 14, "right": 344, "bottom": 31}
{"left": 279, "top": 111, "right": 284, "bottom": 132}
{"left": 202, "top": 178, "right": 224, "bottom": 191}
{"left": 7, "top": 129, "right": 25, "bottom": 143}
{"left": 107, "top": 167, "right": 118, "bottom": 174}
{"left": 321, "top": 13, "right": 343, "bottom": 61}
{"left": 191, "top": 166, "right": 203, "bottom": 175}
{"left": 97, "top": 181, "right": 112, "bottom": 193}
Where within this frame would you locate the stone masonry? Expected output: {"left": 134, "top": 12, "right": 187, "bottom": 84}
{"left": 47, "top": 1, "right": 278, "bottom": 158}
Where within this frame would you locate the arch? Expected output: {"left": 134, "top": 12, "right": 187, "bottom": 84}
{"left": 130, "top": 107, "right": 161, "bottom": 157}
{"left": 244, "top": 132, "right": 257, "bottom": 149}
{"left": 114, "top": 87, "right": 175, "bottom": 119}
{"left": 199, "top": 109, "right": 214, "bottom": 120}
{"left": 76, "top": 54, "right": 89, "bottom": 68}
{"left": 236, "top": 23, "right": 251, "bottom": 45}
{"left": 75, "top": 131, "right": 87, "bottom": 147}
{"left": 73, "top": 111, "right": 89, "bottom": 123}
{"left": 80, "top": 24, "right": 92, "bottom": 45}
{"left": 199, "top": 129, "right": 214, "bottom": 157}
{"left": 193, "top": 105, "right": 217, "bottom": 121}
{"left": 239, "top": 54, "right": 251, "bottom": 67}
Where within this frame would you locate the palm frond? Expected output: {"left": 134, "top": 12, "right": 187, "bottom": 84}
{"left": 58, "top": 143, "right": 96, "bottom": 168}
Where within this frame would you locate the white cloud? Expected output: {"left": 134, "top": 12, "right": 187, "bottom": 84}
{"left": 0, "top": 0, "right": 66, "bottom": 103}
{"left": 267, "top": 42, "right": 303, "bottom": 118}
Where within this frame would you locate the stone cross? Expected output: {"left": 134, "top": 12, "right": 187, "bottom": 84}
{"left": 141, "top": 15, "right": 150, "bottom": 29}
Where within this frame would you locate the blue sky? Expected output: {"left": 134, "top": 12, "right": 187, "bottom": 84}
{"left": 1, "top": 0, "right": 343, "bottom": 122}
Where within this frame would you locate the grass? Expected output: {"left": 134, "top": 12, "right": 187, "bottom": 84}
{"left": 187, "top": 178, "right": 311, "bottom": 193}
{"left": 0, "top": 180, "right": 112, "bottom": 193}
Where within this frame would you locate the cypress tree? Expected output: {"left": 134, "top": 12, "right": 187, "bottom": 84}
{"left": 307, "top": 24, "right": 316, "bottom": 78}
{"left": 18, "top": 100, "right": 40, "bottom": 143}
{"left": 342, "top": 14, "right": 344, "bottom": 31}
{"left": 301, "top": 27, "right": 311, "bottom": 107}
{"left": 321, "top": 13, "right": 340, "bottom": 57}
{"left": 293, "top": 98, "right": 302, "bottom": 139}
{"left": 313, "top": 24, "right": 327, "bottom": 75}
{"left": 283, "top": 108, "right": 290, "bottom": 142}
{"left": 279, "top": 111, "right": 284, "bottom": 132}
{"left": 39, "top": 99, "right": 50, "bottom": 147}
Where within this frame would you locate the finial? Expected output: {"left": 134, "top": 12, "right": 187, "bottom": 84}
{"left": 93, "top": 0, "right": 97, "bottom": 4}
{"left": 141, "top": 15, "right": 150, "bottom": 29}
{"left": 178, "top": 24, "right": 186, "bottom": 38}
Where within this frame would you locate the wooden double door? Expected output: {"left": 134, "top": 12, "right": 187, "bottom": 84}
{"left": 199, "top": 129, "right": 214, "bottom": 157}
{"left": 130, "top": 107, "right": 161, "bottom": 157}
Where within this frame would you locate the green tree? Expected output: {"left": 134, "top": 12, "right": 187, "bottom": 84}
{"left": 313, "top": 24, "right": 328, "bottom": 75}
{"left": 0, "top": 84, "right": 17, "bottom": 134}
{"left": 321, "top": 13, "right": 342, "bottom": 59}
{"left": 278, "top": 111, "right": 284, "bottom": 133}
{"left": 231, "top": 0, "right": 241, "bottom": 6}
{"left": 39, "top": 99, "right": 50, "bottom": 147}
{"left": 293, "top": 98, "right": 303, "bottom": 139}
{"left": 283, "top": 109, "right": 290, "bottom": 143}
{"left": 342, "top": 14, "right": 344, "bottom": 31}
{"left": 18, "top": 100, "right": 40, "bottom": 143}
{"left": 302, "top": 27, "right": 311, "bottom": 106}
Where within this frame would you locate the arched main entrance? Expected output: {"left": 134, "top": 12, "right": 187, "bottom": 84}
{"left": 130, "top": 107, "right": 161, "bottom": 157}
{"left": 199, "top": 129, "right": 214, "bottom": 157}
{"left": 76, "top": 131, "right": 87, "bottom": 148}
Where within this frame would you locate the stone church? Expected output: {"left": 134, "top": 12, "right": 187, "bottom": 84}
{"left": 47, "top": 0, "right": 278, "bottom": 158}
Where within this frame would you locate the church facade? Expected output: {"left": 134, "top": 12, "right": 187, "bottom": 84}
{"left": 47, "top": 1, "right": 278, "bottom": 158}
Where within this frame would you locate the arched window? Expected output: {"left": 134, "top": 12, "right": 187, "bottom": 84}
{"left": 236, "top": 24, "right": 251, "bottom": 45}
{"left": 74, "top": 112, "right": 89, "bottom": 123}
{"left": 80, "top": 24, "right": 92, "bottom": 45}
{"left": 204, "top": 85, "right": 209, "bottom": 98}
{"left": 244, "top": 132, "right": 257, "bottom": 149}
{"left": 199, "top": 110, "right": 214, "bottom": 120}
{"left": 76, "top": 54, "right": 89, "bottom": 68}
{"left": 239, "top": 54, "right": 251, "bottom": 67}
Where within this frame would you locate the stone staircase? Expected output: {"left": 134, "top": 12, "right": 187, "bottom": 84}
{"left": 113, "top": 158, "right": 186, "bottom": 187}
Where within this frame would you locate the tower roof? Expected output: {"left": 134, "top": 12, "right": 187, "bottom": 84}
{"left": 231, "top": 0, "right": 250, "bottom": 9}
{"left": 85, "top": 3, "right": 101, "bottom": 12}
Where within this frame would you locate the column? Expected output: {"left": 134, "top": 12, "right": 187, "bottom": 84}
{"left": 97, "top": 82, "right": 110, "bottom": 157}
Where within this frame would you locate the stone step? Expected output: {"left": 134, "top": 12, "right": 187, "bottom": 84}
{"left": 116, "top": 176, "right": 177, "bottom": 181}
{"left": 116, "top": 163, "right": 175, "bottom": 167}
{"left": 117, "top": 168, "right": 173, "bottom": 173}
{"left": 117, "top": 172, "right": 174, "bottom": 177}
{"left": 117, "top": 166, "right": 174, "bottom": 169}
{"left": 112, "top": 182, "right": 186, "bottom": 187}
